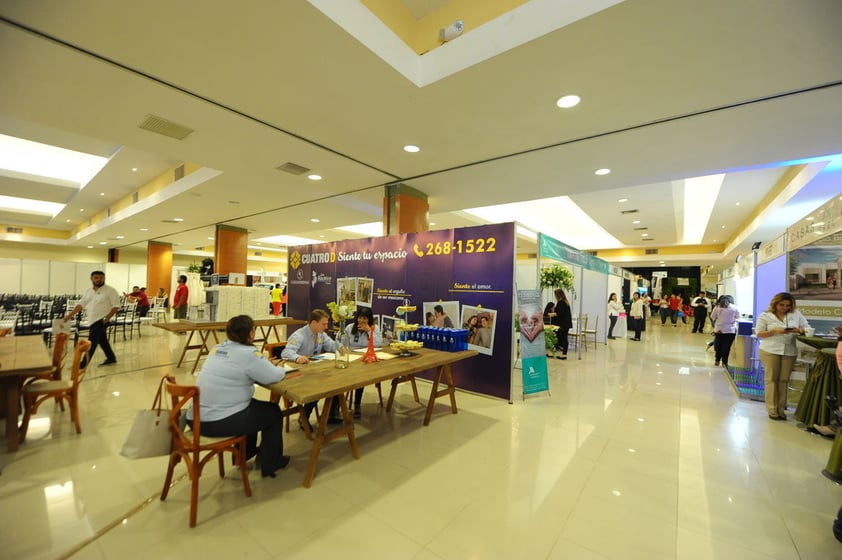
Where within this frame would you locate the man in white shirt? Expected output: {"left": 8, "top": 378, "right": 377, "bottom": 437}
{"left": 64, "top": 270, "right": 121, "bottom": 367}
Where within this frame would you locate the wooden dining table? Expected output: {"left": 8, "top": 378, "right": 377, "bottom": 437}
{"left": 153, "top": 317, "right": 305, "bottom": 374}
{"left": 267, "top": 348, "right": 478, "bottom": 487}
{"left": 0, "top": 335, "right": 52, "bottom": 452}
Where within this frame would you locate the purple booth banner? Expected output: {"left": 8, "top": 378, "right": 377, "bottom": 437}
{"left": 288, "top": 223, "right": 515, "bottom": 400}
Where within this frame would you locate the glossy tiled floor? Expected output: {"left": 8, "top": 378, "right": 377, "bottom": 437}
{"left": 2, "top": 320, "right": 842, "bottom": 559}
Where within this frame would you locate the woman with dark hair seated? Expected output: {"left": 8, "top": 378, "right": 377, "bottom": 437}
{"left": 188, "top": 314, "right": 289, "bottom": 478}
{"left": 345, "top": 307, "right": 383, "bottom": 418}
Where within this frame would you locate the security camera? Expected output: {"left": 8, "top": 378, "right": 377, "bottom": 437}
{"left": 438, "top": 19, "right": 464, "bottom": 42}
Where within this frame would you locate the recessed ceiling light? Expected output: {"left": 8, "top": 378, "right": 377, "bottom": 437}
{"left": 172, "top": 218, "right": 184, "bottom": 222}
{"left": 115, "top": 235, "right": 125, "bottom": 240}
{"left": 595, "top": 168, "right": 611, "bottom": 176}
{"left": 721, "top": 225, "right": 725, "bottom": 229}
{"left": 556, "top": 94, "right": 581, "bottom": 108}
{"left": 65, "top": 218, "right": 70, "bottom": 223}
{"left": 98, "top": 241, "right": 107, "bottom": 245}
{"left": 307, "top": 174, "right": 322, "bottom": 181}
{"left": 319, "top": 235, "right": 325, "bottom": 238}
{"left": 86, "top": 245, "right": 93, "bottom": 249}
{"left": 735, "top": 202, "right": 740, "bottom": 206}
{"left": 403, "top": 145, "right": 420, "bottom": 153}
{"left": 207, "top": 237, "right": 215, "bottom": 240}
{"left": 310, "top": 218, "right": 320, "bottom": 223}
{"left": 79, "top": 208, "right": 85, "bottom": 212}
{"left": 632, "top": 220, "right": 640, "bottom": 224}
{"left": 131, "top": 167, "right": 138, "bottom": 171}
{"left": 256, "top": 242, "right": 262, "bottom": 246}
{"left": 618, "top": 198, "right": 628, "bottom": 203}
{"left": 429, "top": 222, "right": 436, "bottom": 226}
{"left": 99, "top": 192, "right": 105, "bottom": 196}
{"left": 812, "top": 221, "right": 825, "bottom": 227}
{"left": 806, "top": 216, "right": 814, "bottom": 221}
{"left": 641, "top": 233, "right": 649, "bottom": 237}
{"left": 139, "top": 228, "right": 148, "bottom": 232}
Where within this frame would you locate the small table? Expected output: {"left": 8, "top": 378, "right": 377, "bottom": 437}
{"left": 0, "top": 335, "right": 52, "bottom": 451}
{"left": 154, "top": 317, "right": 305, "bottom": 374}
{"left": 268, "top": 348, "right": 478, "bottom": 487}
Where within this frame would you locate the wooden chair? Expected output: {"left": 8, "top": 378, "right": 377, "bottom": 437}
{"left": 568, "top": 314, "right": 588, "bottom": 351}
{"left": 160, "top": 376, "right": 252, "bottom": 528}
{"left": 583, "top": 315, "right": 599, "bottom": 350}
{"left": 21, "top": 332, "right": 70, "bottom": 411}
{"left": 19, "top": 339, "right": 91, "bottom": 442}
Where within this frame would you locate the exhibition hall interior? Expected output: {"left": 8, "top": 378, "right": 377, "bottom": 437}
{"left": 1, "top": 1, "right": 842, "bottom": 558}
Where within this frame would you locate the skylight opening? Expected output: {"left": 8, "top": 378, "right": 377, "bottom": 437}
{"left": 0, "top": 133, "right": 108, "bottom": 189}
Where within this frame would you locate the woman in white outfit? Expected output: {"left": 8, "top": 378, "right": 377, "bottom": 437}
{"left": 755, "top": 292, "right": 809, "bottom": 421}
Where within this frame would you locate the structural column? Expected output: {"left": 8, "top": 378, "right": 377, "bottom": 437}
{"left": 383, "top": 183, "right": 429, "bottom": 235}
{"left": 147, "top": 241, "right": 173, "bottom": 297}
{"left": 214, "top": 224, "right": 248, "bottom": 275}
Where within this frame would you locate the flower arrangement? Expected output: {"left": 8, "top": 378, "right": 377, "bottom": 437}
{"left": 326, "top": 301, "right": 355, "bottom": 323}
{"left": 539, "top": 264, "right": 575, "bottom": 293}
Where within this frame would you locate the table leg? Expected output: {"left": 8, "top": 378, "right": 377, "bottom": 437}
{"left": 190, "top": 330, "right": 217, "bottom": 375}
{"left": 3, "top": 377, "right": 21, "bottom": 452}
{"left": 423, "top": 364, "right": 458, "bottom": 426}
{"left": 302, "top": 394, "right": 359, "bottom": 488}
{"left": 176, "top": 330, "right": 195, "bottom": 367}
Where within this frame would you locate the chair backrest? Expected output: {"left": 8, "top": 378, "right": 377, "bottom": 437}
{"left": 164, "top": 377, "right": 201, "bottom": 450}
{"left": 52, "top": 332, "right": 70, "bottom": 378}
{"left": 69, "top": 339, "right": 92, "bottom": 387}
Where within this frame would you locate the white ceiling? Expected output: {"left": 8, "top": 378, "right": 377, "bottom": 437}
{"left": 0, "top": 0, "right": 841, "bottom": 272}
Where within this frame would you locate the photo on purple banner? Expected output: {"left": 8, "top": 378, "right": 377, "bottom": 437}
{"left": 337, "top": 277, "right": 356, "bottom": 308}
{"left": 422, "top": 301, "right": 459, "bottom": 329}
{"left": 356, "top": 277, "right": 374, "bottom": 307}
{"left": 381, "top": 315, "right": 398, "bottom": 342}
{"left": 461, "top": 305, "right": 497, "bottom": 356}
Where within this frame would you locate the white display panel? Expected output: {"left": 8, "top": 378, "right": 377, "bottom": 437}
{"left": 21, "top": 259, "right": 49, "bottom": 295}
{"left": 0, "top": 258, "right": 21, "bottom": 293}
{"left": 49, "top": 261, "right": 78, "bottom": 295}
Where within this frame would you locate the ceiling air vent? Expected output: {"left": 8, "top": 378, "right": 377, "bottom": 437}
{"left": 620, "top": 209, "right": 639, "bottom": 215}
{"left": 6, "top": 226, "right": 23, "bottom": 234}
{"left": 174, "top": 164, "right": 185, "bottom": 180}
{"left": 644, "top": 248, "right": 659, "bottom": 255}
{"left": 138, "top": 114, "right": 194, "bottom": 140}
{"left": 254, "top": 251, "right": 263, "bottom": 257}
{"left": 276, "top": 162, "right": 310, "bottom": 175}
{"left": 633, "top": 227, "right": 648, "bottom": 231}
{"left": 641, "top": 239, "right": 655, "bottom": 242}
{"left": 161, "top": 219, "right": 182, "bottom": 224}
{"left": 586, "top": 250, "right": 597, "bottom": 256}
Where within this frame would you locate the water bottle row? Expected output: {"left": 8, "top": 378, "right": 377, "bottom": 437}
{"left": 403, "top": 326, "right": 470, "bottom": 352}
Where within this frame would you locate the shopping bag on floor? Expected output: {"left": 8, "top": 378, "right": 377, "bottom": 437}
{"left": 120, "top": 376, "right": 172, "bottom": 458}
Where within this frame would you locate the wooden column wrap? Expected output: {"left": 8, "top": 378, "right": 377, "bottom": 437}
{"left": 214, "top": 225, "right": 248, "bottom": 275}
{"left": 147, "top": 241, "right": 173, "bottom": 297}
{"left": 384, "top": 183, "right": 429, "bottom": 235}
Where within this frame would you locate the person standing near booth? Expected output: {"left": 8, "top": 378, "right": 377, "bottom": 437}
{"left": 629, "top": 292, "right": 644, "bottom": 341}
{"left": 172, "top": 275, "right": 189, "bottom": 320}
{"left": 270, "top": 284, "right": 282, "bottom": 316}
{"left": 755, "top": 292, "right": 810, "bottom": 421}
{"left": 710, "top": 295, "right": 739, "bottom": 368}
{"left": 607, "top": 293, "right": 621, "bottom": 339}
{"left": 551, "top": 288, "right": 573, "bottom": 358}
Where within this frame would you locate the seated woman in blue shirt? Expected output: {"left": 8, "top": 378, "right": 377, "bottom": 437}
{"left": 345, "top": 307, "right": 383, "bottom": 418}
{"left": 189, "top": 315, "right": 289, "bottom": 478}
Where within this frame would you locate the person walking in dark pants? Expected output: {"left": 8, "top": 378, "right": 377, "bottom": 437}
{"left": 710, "top": 295, "right": 739, "bottom": 367}
{"left": 64, "top": 270, "right": 121, "bottom": 367}
{"left": 691, "top": 292, "right": 709, "bottom": 333}
{"left": 629, "top": 292, "right": 644, "bottom": 341}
